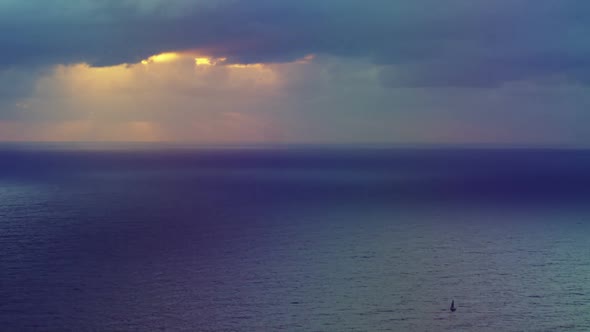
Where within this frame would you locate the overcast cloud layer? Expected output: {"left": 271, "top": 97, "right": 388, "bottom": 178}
{"left": 1, "top": 0, "right": 590, "bottom": 144}
{"left": 2, "top": 0, "right": 590, "bottom": 84}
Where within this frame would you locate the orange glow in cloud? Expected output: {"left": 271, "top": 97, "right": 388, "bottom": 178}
{"left": 3, "top": 50, "right": 319, "bottom": 142}
{"left": 45, "top": 63, "right": 135, "bottom": 98}
{"left": 195, "top": 57, "right": 213, "bottom": 66}
{"left": 194, "top": 57, "right": 230, "bottom": 66}
{"left": 141, "top": 52, "right": 180, "bottom": 64}
{"left": 140, "top": 51, "right": 315, "bottom": 69}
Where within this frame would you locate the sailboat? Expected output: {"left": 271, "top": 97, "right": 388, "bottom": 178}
{"left": 450, "top": 300, "right": 456, "bottom": 312}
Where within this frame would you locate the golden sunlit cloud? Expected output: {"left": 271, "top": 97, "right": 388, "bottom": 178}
{"left": 194, "top": 57, "right": 229, "bottom": 66}
{"left": 4, "top": 50, "right": 322, "bottom": 142}
{"left": 142, "top": 52, "right": 180, "bottom": 64}
{"left": 140, "top": 51, "right": 316, "bottom": 70}
{"left": 195, "top": 57, "right": 213, "bottom": 66}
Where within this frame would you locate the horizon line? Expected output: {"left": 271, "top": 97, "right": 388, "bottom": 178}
{"left": 1, "top": 141, "right": 589, "bottom": 151}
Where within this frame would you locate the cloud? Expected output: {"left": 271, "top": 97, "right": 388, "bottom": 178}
{"left": 4, "top": 52, "right": 589, "bottom": 145}
{"left": 2, "top": 0, "right": 590, "bottom": 87}
{"left": 0, "top": 52, "right": 297, "bottom": 142}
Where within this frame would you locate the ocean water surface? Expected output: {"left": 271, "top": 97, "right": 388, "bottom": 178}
{"left": 1, "top": 144, "right": 590, "bottom": 331}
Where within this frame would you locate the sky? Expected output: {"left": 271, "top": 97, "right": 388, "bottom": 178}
{"left": 1, "top": 0, "right": 590, "bottom": 145}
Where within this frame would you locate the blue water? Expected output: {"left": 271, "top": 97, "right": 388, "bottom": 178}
{"left": 2, "top": 145, "right": 590, "bottom": 331}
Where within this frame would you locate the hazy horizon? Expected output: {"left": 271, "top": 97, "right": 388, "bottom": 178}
{"left": 2, "top": 140, "right": 590, "bottom": 149}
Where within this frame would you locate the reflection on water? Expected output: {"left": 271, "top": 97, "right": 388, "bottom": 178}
{"left": 1, "top": 146, "right": 590, "bottom": 331}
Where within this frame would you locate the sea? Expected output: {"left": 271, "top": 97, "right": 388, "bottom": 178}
{"left": 1, "top": 143, "right": 590, "bottom": 331}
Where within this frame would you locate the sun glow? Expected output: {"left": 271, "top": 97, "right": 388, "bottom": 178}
{"left": 142, "top": 52, "right": 180, "bottom": 64}
{"left": 195, "top": 57, "right": 212, "bottom": 66}
{"left": 139, "top": 52, "right": 316, "bottom": 71}
{"left": 6, "top": 50, "right": 319, "bottom": 142}
{"left": 195, "top": 57, "right": 229, "bottom": 66}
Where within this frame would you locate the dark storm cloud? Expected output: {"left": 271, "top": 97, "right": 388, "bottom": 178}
{"left": 1, "top": 0, "right": 590, "bottom": 86}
